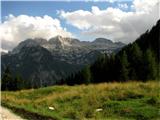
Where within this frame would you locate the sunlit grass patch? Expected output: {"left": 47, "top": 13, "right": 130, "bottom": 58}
{"left": 1, "top": 81, "right": 159, "bottom": 120}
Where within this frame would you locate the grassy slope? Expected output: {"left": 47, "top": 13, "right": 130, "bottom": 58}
{"left": 1, "top": 81, "right": 160, "bottom": 120}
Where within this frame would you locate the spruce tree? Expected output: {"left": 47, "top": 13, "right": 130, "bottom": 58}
{"left": 144, "top": 49, "right": 157, "bottom": 80}
{"left": 129, "top": 43, "right": 143, "bottom": 80}
{"left": 14, "top": 74, "right": 24, "bottom": 90}
{"left": 1, "top": 66, "right": 13, "bottom": 91}
{"left": 119, "top": 51, "right": 129, "bottom": 81}
{"left": 81, "top": 65, "right": 91, "bottom": 84}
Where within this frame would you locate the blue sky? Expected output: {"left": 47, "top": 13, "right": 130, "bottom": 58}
{"left": 1, "top": 1, "right": 133, "bottom": 40}
{"left": 1, "top": 0, "right": 159, "bottom": 51}
{"left": 2, "top": 1, "right": 133, "bottom": 18}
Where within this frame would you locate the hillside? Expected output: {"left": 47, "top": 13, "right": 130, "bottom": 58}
{"left": 1, "top": 81, "right": 159, "bottom": 120}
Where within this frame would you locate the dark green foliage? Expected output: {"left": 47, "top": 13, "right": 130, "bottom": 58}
{"left": 1, "top": 66, "right": 25, "bottom": 91}
{"left": 1, "top": 66, "right": 13, "bottom": 91}
{"left": 119, "top": 51, "right": 129, "bottom": 81}
{"left": 14, "top": 74, "right": 25, "bottom": 90}
{"left": 147, "top": 97, "right": 158, "bottom": 105}
{"left": 90, "top": 54, "right": 107, "bottom": 83}
{"left": 128, "top": 43, "right": 143, "bottom": 80}
{"left": 81, "top": 65, "right": 91, "bottom": 84}
{"left": 144, "top": 49, "right": 158, "bottom": 80}
{"left": 64, "top": 66, "right": 91, "bottom": 85}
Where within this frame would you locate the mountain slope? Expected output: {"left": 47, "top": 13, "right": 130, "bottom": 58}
{"left": 2, "top": 45, "right": 82, "bottom": 88}
{"left": 1, "top": 36, "right": 125, "bottom": 88}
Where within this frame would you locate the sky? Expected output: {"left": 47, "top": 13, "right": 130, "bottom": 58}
{"left": 0, "top": 0, "right": 159, "bottom": 52}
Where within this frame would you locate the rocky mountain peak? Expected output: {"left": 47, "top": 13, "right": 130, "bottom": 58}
{"left": 11, "top": 39, "right": 38, "bottom": 54}
{"left": 49, "top": 36, "right": 73, "bottom": 49}
{"left": 11, "top": 36, "right": 125, "bottom": 54}
{"left": 34, "top": 38, "right": 48, "bottom": 45}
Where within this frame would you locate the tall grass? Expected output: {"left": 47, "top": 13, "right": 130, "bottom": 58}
{"left": 1, "top": 81, "right": 160, "bottom": 120}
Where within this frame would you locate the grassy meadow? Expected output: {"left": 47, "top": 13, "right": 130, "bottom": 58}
{"left": 1, "top": 81, "right": 160, "bottom": 120}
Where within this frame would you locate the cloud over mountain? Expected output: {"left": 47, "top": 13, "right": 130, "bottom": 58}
{"left": 59, "top": 0, "right": 159, "bottom": 43}
{"left": 0, "top": 15, "right": 72, "bottom": 51}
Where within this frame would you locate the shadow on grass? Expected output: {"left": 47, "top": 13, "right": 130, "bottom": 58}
{"left": 1, "top": 104, "right": 57, "bottom": 120}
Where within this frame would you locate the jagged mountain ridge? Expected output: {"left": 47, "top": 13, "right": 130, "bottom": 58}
{"left": 11, "top": 36, "right": 125, "bottom": 64}
{"left": 2, "top": 36, "right": 125, "bottom": 87}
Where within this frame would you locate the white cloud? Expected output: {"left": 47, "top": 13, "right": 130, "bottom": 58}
{"left": 59, "top": 0, "right": 159, "bottom": 43}
{"left": 118, "top": 3, "right": 128, "bottom": 9}
{"left": 59, "top": 10, "right": 92, "bottom": 30}
{"left": 0, "top": 14, "right": 72, "bottom": 51}
{"left": 0, "top": 48, "right": 8, "bottom": 53}
{"left": 132, "top": 0, "right": 158, "bottom": 12}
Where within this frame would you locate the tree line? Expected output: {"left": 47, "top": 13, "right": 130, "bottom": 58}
{"left": 1, "top": 66, "right": 25, "bottom": 91}
{"left": 1, "top": 66, "right": 48, "bottom": 91}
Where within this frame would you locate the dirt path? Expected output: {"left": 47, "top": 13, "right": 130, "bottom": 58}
{"left": 0, "top": 106, "right": 24, "bottom": 120}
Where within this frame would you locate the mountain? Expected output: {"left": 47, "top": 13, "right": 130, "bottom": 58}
{"left": 1, "top": 36, "right": 125, "bottom": 88}
{"left": 11, "top": 36, "right": 125, "bottom": 65}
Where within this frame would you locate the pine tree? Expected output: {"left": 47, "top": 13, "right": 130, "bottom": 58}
{"left": 129, "top": 43, "right": 143, "bottom": 80}
{"left": 107, "top": 54, "right": 116, "bottom": 81}
{"left": 81, "top": 65, "right": 91, "bottom": 84}
{"left": 119, "top": 51, "right": 129, "bottom": 81}
{"left": 130, "top": 68, "right": 138, "bottom": 80}
{"left": 1, "top": 66, "right": 13, "bottom": 91}
{"left": 158, "top": 63, "right": 160, "bottom": 80}
{"left": 144, "top": 49, "right": 158, "bottom": 80}
{"left": 14, "top": 74, "right": 24, "bottom": 90}
{"left": 90, "top": 54, "right": 107, "bottom": 83}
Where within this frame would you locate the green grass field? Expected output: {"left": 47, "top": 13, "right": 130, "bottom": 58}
{"left": 1, "top": 81, "right": 160, "bottom": 120}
